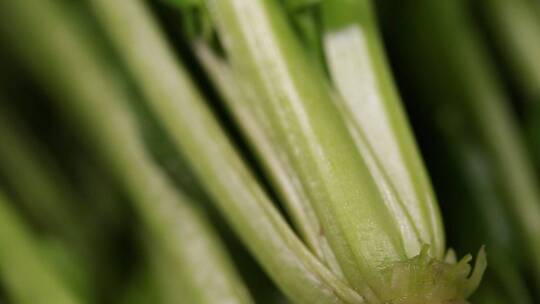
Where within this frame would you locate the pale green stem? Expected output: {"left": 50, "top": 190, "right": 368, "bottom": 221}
{"left": 85, "top": 0, "right": 363, "bottom": 302}
{"left": 320, "top": 0, "right": 445, "bottom": 259}
{"left": 205, "top": 0, "right": 404, "bottom": 300}
{"left": 193, "top": 41, "right": 344, "bottom": 278}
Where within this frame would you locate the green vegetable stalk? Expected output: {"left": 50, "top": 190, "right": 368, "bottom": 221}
{"left": 0, "top": 104, "right": 104, "bottom": 302}
{"left": 86, "top": 0, "right": 363, "bottom": 302}
{"left": 0, "top": 0, "right": 252, "bottom": 303}
{"left": 192, "top": 0, "right": 485, "bottom": 302}
{"left": 0, "top": 0, "right": 493, "bottom": 302}
{"left": 319, "top": 0, "right": 444, "bottom": 259}
{"left": 194, "top": 41, "right": 338, "bottom": 271}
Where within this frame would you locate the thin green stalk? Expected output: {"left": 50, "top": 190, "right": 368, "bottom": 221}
{"left": 193, "top": 41, "right": 343, "bottom": 278}
{"left": 0, "top": 1, "right": 252, "bottom": 303}
{"left": 0, "top": 191, "right": 80, "bottom": 304}
{"left": 476, "top": 0, "right": 540, "bottom": 101}
{"left": 379, "top": 0, "right": 540, "bottom": 294}
{"left": 0, "top": 98, "right": 139, "bottom": 303}
{"left": 475, "top": 0, "right": 540, "bottom": 179}
{"left": 86, "top": 0, "right": 362, "bottom": 302}
{"left": 441, "top": 0, "right": 540, "bottom": 289}
{"left": 0, "top": 104, "right": 103, "bottom": 302}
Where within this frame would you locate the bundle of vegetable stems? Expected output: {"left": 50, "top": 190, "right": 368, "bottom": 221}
{"left": 0, "top": 0, "right": 539, "bottom": 303}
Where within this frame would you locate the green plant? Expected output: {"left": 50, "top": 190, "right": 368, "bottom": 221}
{"left": 5, "top": 0, "right": 540, "bottom": 303}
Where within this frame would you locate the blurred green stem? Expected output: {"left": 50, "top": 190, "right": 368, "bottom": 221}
{"left": 476, "top": 0, "right": 540, "bottom": 101}
{"left": 0, "top": 105, "right": 90, "bottom": 249}
{"left": 379, "top": 0, "right": 540, "bottom": 293}
{"left": 0, "top": 191, "right": 80, "bottom": 304}
{"left": 0, "top": 0, "right": 252, "bottom": 303}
